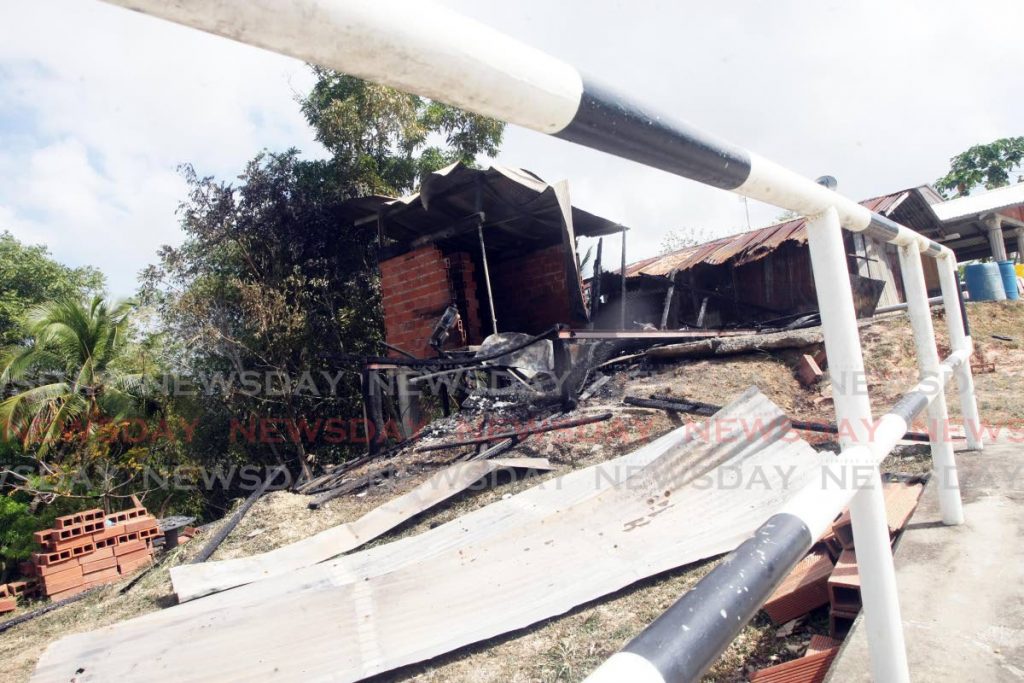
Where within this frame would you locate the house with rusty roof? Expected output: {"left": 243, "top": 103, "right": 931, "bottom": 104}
{"left": 604, "top": 183, "right": 1024, "bottom": 330}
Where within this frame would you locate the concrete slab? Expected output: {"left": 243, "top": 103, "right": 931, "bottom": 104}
{"left": 827, "top": 438, "right": 1024, "bottom": 682}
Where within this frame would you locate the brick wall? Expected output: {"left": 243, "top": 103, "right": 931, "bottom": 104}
{"left": 380, "top": 246, "right": 452, "bottom": 358}
{"left": 490, "top": 243, "right": 581, "bottom": 333}
{"left": 380, "top": 246, "right": 489, "bottom": 358}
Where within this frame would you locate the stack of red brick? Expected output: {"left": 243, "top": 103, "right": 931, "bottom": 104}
{"left": 0, "top": 581, "right": 31, "bottom": 614}
{"left": 23, "top": 506, "right": 161, "bottom": 601}
{"left": 751, "top": 480, "right": 925, "bottom": 682}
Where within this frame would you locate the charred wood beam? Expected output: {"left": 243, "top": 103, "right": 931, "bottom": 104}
{"left": 308, "top": 465, "right": 398, "bottom": 510}
{"left": 417, "top": 412, "right": 613, "bottom": 452}
{"left": 191, "top": 469, "right": 284, "bottom": 564}
{"left": 628, "top": 394, "right": 934, "bottom": 443}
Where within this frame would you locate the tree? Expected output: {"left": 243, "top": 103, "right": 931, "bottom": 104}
{"left": 659, "top": 227, "right": 718, "bottom": 255}
{"left": 301, "top": 67, "right": 504, "bottom": 195}
{"left": 0, "top": 297, "right": 143, "bottom": 459}
{"left": 935, "top": 137, "right": 1024, "bottom": 198}
{"left": 0, "top": 231, "right": 106, "bottom": 345}
{"left": 143, "top": 72, "right": 506, "bottom": 485}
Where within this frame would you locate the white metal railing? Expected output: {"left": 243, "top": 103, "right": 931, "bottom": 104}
{"left": 97, "top": 2, "right": 985, "bottom": 681}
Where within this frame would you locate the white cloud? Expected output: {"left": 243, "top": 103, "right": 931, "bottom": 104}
{"left": 0, "top": 0, "right": 327, "bottom": 295}
{"left": 1, "top": 0, "right": 1022, "bottom": 291}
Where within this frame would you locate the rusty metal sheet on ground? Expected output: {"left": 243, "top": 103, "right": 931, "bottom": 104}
{"left": 31, "top": 388, "right": 826, "bottom": 683}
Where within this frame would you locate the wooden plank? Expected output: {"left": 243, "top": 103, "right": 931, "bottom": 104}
{"left": 170, "top": 457, "right": 554, "bottom": 602}
{"left": 32, "top": 389, "right": 825, "bottom": 683}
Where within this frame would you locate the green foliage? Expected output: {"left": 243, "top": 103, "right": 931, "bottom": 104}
{"left": 143, "top": 72, "right": 506, "bottom": 487}
{"left": 142, "top": 152, "right": 384, "bottom": 480}
{"left": 301, "top": 67, "right": 504, "bottom": 195}
{"left": 0, "top": 496, "right": 36, "bottom": 575}
{"left": 0, "top": 296, "right": 144, "bottom": 458}
{"left": 0, "top": 231, "right": 106, "bottom": 346}
{"left": 935, "top": 137, "right": 1024, "bottom": 198}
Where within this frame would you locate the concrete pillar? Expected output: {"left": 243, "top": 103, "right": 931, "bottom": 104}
{"left": 984, "top": 215, "right": 1008, "bottom": 261}
{"left": 1015, "top": 227, "right": 1024, "bottom": 263}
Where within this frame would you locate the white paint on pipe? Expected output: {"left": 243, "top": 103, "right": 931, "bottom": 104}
{"left": 805, "top": 207, "right": 873, "bottom": 448}
{"left": 847, "top": 472, "right": 910, "bottom": 681}
{"left": 102, "top": 0, "right": 584, "bottom": 134}
{"left": 736, "top": 155, "right": 871, "bottom": 232}
{"left": 937, "top": 254, "right": 984, "bottom": 451}
{"left": 805, "top": 206, "right": 910, "bottom": 683}
{"left": 898, "top": 244, "right": 964, "bottom": 525}
{"left": 584, "top": 652, "right": 666, "bottom": 683}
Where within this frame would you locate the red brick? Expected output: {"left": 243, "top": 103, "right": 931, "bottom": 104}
{"left": 124, "top": 515, "right": 158, "bottom": 534}
{"left": 53, "top": 508, "right": 103, "bottom": 530}
{"left": 114, "top": 539, "right": 148, "bottom": 557}
{"left": 806, "top": 634, "right": 842, "bottom": 656}
{"left": 827, "top": 550, "right": 860, "bottom": 613}
{"left": 84, "top": 566, "right": 120, "bottom": 586}
{"left": 831, "top": 481, "right": 924, "bottom": 549}
{"left": 93, "top": 523, "right": 126, "bottom": 543}
{"left": 0, "top": 597, "right": 15, "bottom": 614}
{"left": 763, "top": 550, "right": 834, "bottom": 625}
{"left": 118, "top": 555, "right": 153, "bottom": 576}
{"left": 40, "top": 564, "right": 84, "bottom": 595}
{"left": 48, "top": 584, "right": 89, "bottom": 601}
{"left": 749, "top": 647, "right": 838, "bottom": 683}
{"left": 81, "top": 555, "right": 118, "bottom": 573}
{"left": 830, "top": 607, "right": 858, "bottom": 638}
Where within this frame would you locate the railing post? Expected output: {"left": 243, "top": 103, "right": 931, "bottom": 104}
{"left": 805, "top": 206, "right": 910, "bottom": 683}
{"left": 936, "top": 253, "right": 984, "bottom": 450}
{"left": 897, "top": 244, "right": 964, "bottom": 524}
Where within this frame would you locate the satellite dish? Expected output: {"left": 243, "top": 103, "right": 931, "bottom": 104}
{"left": 815, "top": 175, "right": 838, "bottom": 190}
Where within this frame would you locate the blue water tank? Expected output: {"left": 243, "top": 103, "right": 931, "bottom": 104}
{"left": 997, "top": 260, "right": 1020, "bottom": 300}
{"left": 964, "top": 262, "right": 1007, "bottom": 302}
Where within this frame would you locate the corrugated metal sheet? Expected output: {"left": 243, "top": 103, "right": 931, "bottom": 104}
{"left": 627, "top": 189, "right": 918, "bottom": 278}
{"left": 32, "top": 389, "right": 826, "bottom": 683}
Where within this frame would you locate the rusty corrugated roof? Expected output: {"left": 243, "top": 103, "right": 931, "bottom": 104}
{"left": 625, "top": 189, "right": 917, "bottom": 278}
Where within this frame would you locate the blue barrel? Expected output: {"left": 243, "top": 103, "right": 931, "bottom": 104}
{"left": 998, "top": 260, "right": 1020, "bottom": 300}
{"left": 964, "top": 262, "right": 1007, "bottom": 301}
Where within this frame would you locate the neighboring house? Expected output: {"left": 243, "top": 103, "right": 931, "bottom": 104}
{"left": 611, "top": 183, "right": 1024, "bottom": 330}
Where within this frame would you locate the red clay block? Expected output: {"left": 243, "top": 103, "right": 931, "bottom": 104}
{"left": 84, "top": 567, "right": 120, "bottom": 586}
{"left": 884, "top": 481, "right": 925, "bottom": 535}
{"left": 48, "top": 584, "right": 89, "bottom": 601}
{"left": 19, "top": 561, "right": 36, "bottom": 577}
{"left": 81, "top": 555, "right": 118, "bottom": 573}
{"left": 749, "top": 647, "right": 839, "bottom": 683}
{"left": 831, "top": 482, "right": 926, "bottom": 549}
{"left": 92, "top": 523, "right": 126, "bottom": 543}
{"left": 117, "top": 547, "right": 151, "bottom": 565}
{"left": 796, "top": 353, "right": 825, "bottom": 387}
{"left": 42, "top": 572, "right": 84, "bottom": 596}
{"left": 830, "top": 608, "right": 858, "bottom": 638}
{"left": 806, "top": 634, "right": 842, "bottom": 656}
{"left": 80, "top": 546, "right": 115, "bottom": 562}
{"left": 827, "top": 550, "right": 861, "bottom": 613}
{"left": 32, "top": 547, "right": 76, "bottom": 567}
{"left": 0, "top": 597, "right": 15, "bottom": 614}
{"left": 124, "top": 516, "right": 158, "bottom": 534}
{"left": 117, "top": 556, "right": 152, "bottom": 576}
{"left": 763, "top": 550, "right": 834, "bottom": 625}
{"left": 115, "top": 539, "right": 148, "bottom": 557}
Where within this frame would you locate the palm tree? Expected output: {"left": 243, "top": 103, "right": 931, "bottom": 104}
{"left": 0, "top": 296, "right": 143, "bottom": 459}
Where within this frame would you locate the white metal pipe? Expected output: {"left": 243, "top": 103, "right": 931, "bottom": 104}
{"left": 104, "top": 0, "right": 950, "bottom": 252}
{"left": 898, "top": 245, "right": 964, "bottom": 525}
{"left": 805, "top": 207, "right": 909, "bottom": 683}
{"left": 937, "top": 254, "right": 984, "bottom": 450}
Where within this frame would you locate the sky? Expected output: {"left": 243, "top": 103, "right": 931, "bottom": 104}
{"left": 0, "top": 0, "right": 1022, "bottom": 295}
